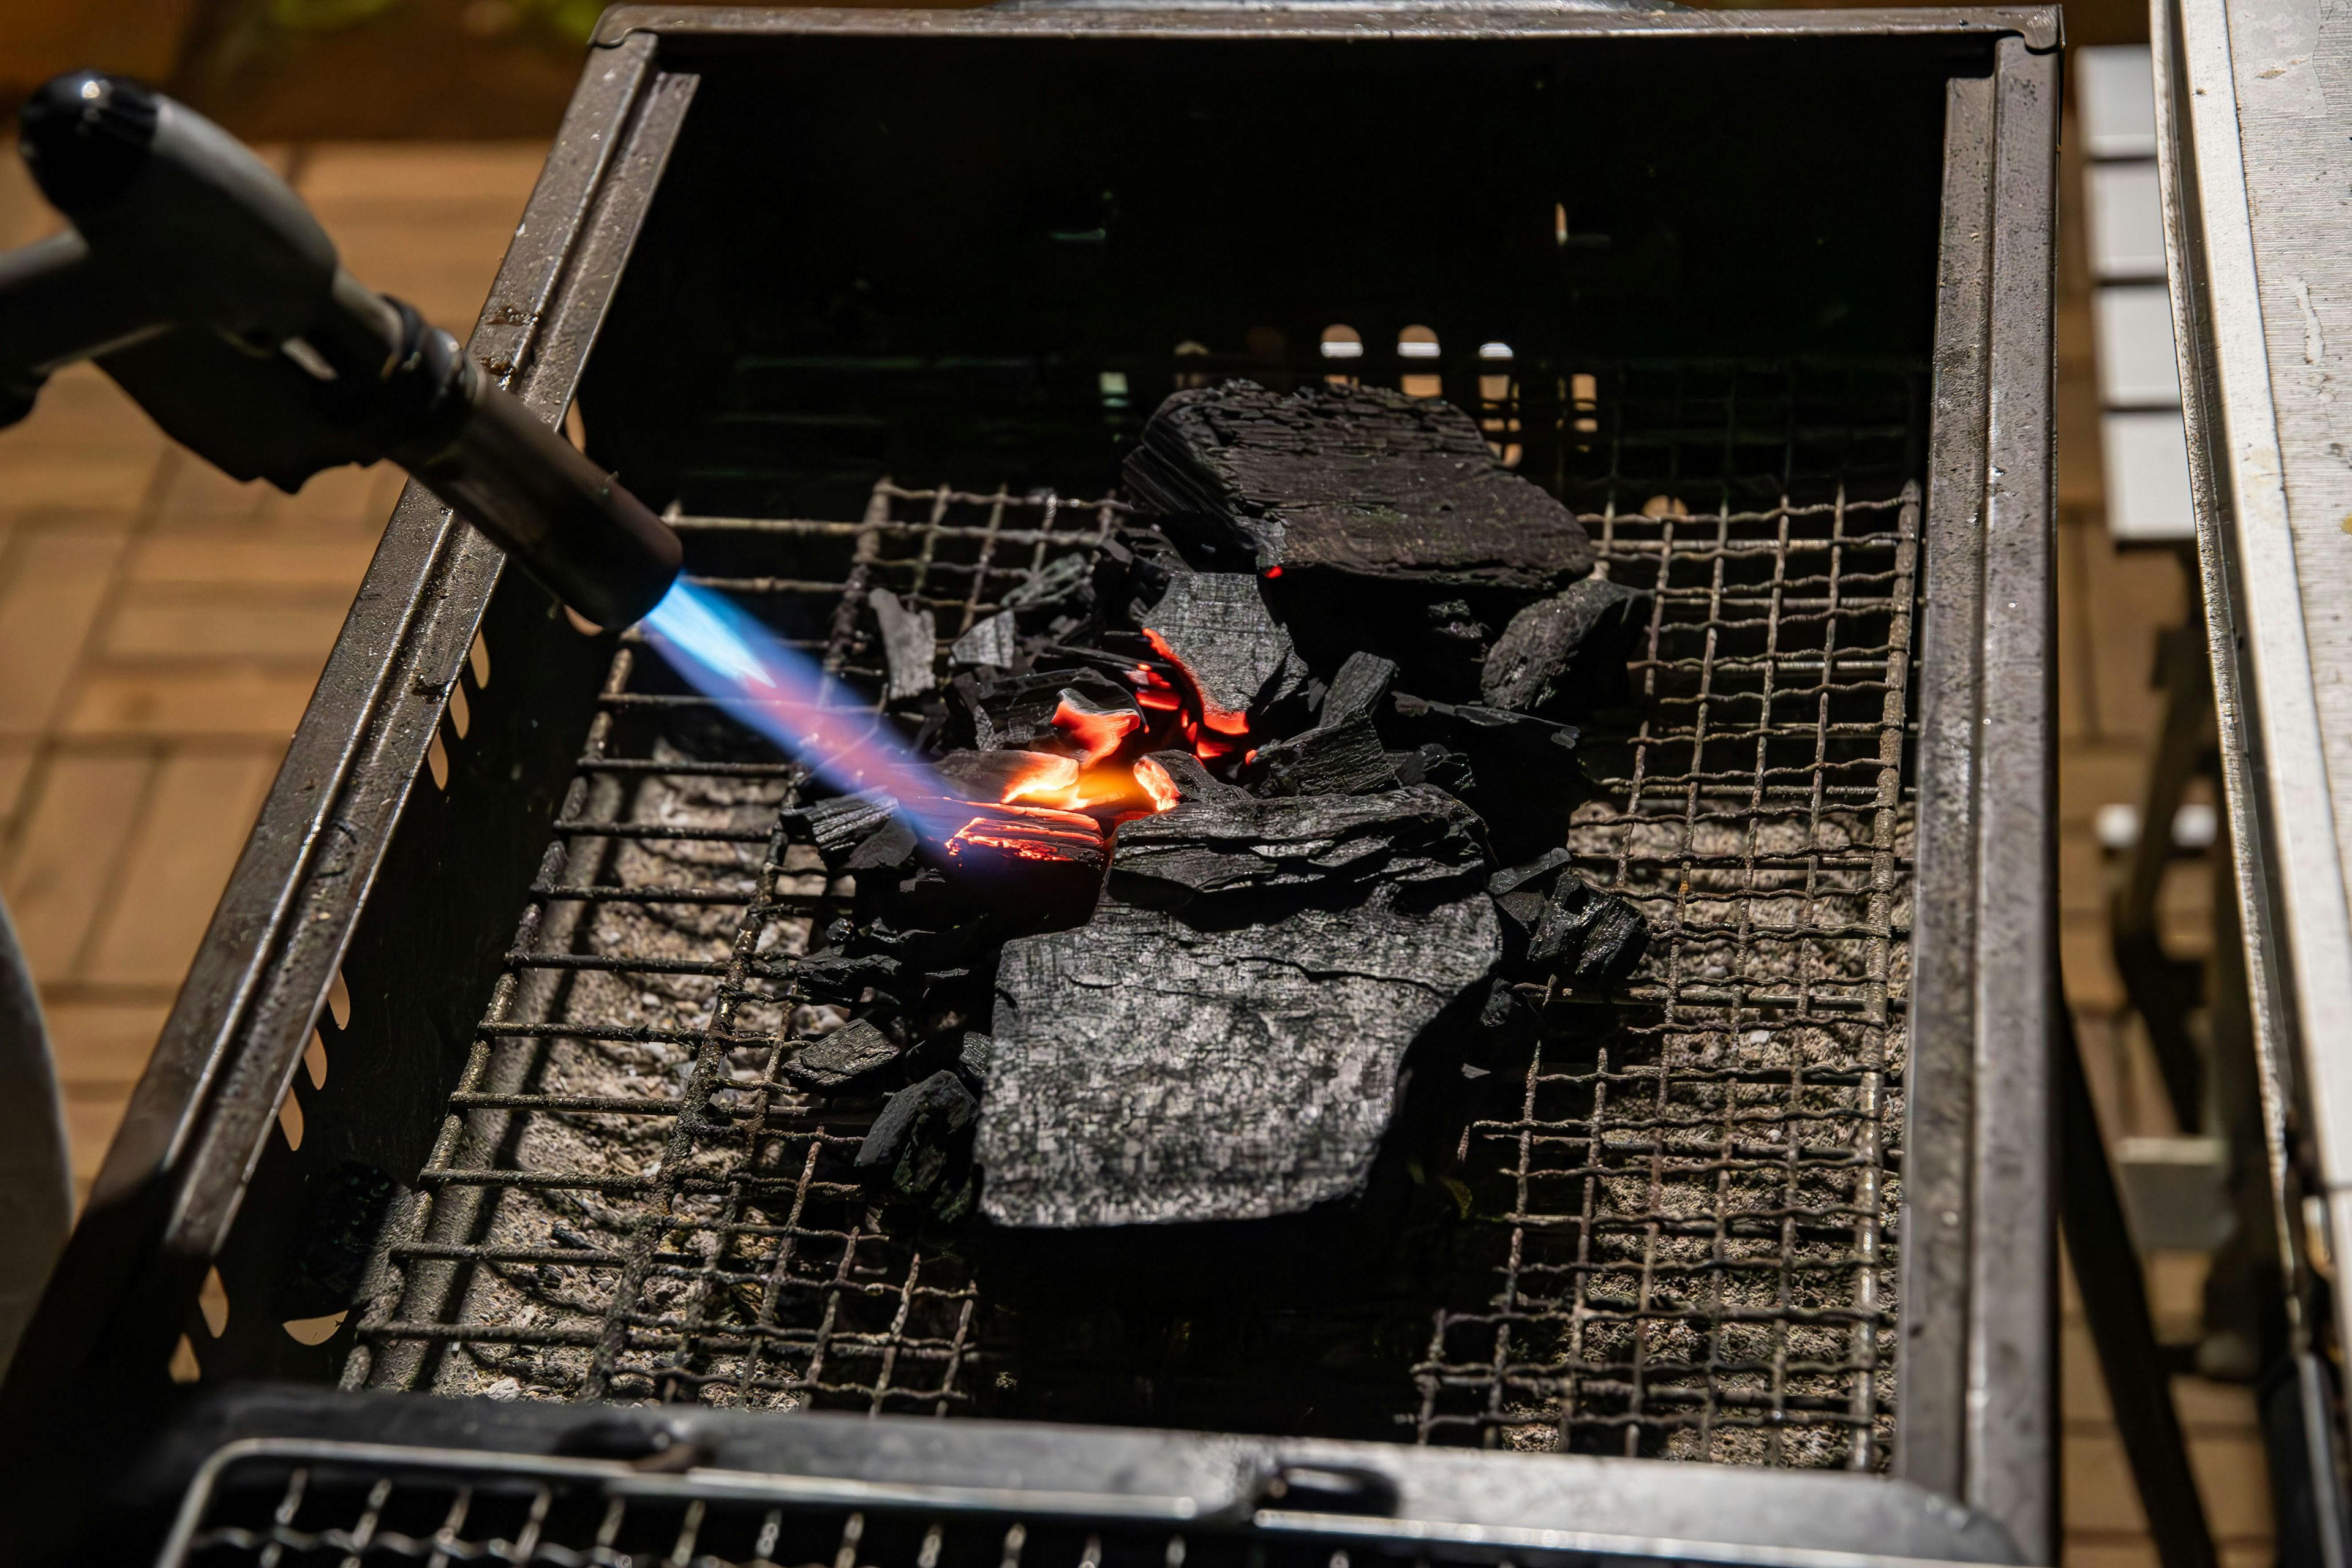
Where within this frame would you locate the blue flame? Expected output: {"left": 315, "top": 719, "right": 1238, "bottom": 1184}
{"left": 640, "top": 578, "right": 960, "bottom": 839}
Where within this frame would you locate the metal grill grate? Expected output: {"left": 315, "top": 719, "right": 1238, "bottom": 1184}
{"left": 350, "top": 364, "right": 1921, "bottom": 1469}
{"left": 164, "top": 1444, "right": 1371, "bottom": 1568}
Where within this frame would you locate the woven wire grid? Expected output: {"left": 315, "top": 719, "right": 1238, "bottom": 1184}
{"left": 349, "top": 484, "right": 1123, "bottom": 1414}
{"left": 349, "top": 362, "right": 1924, "bottom": 1467}
{"left": 1414, "top": 363, "right": 1919, "bottom": 1466}
{"left": 172, "top": 1449, "right": 1392, "bottom": 1568}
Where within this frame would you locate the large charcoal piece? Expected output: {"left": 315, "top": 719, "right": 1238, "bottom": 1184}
{"left": 1111, "top": 784, "right": 1488, "bottom": 904}
{"left": 979, "top": 889, "right": 1501, "bottom": 1228}
{"left": 1125, "top": 380, "right": 1593, "bottom": 591}
{"left": 1138, "top": 572, "right": 1306, "bottom": 735}
{"left": 954, "top": 667, "right": 1133, "bottom": 752}
{"left": 868, "top": 589, "right": 938, "bottom": 702}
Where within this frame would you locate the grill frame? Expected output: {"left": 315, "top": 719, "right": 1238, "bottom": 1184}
{"left": 0, "top": 10, "right": 2057, "bottom": 1564}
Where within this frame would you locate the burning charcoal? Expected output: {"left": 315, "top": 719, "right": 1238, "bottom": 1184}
{"left": 788, "top": 790, "right": 898, "bottom": 865}
{"left": 955, "top": 668, "right": 1134, "bottom": 752}
{"left": 1251, "top": 710, "right": 1399, "bottom": 798}
{"left": 1139, "top": 572, "right": 1307, "bottom": 740}
{"left": 781, "top": 1017, "right": 902, "bottom": 1092}
{"left": 1480, "top": 577, "right": 1648, "bottom": 717}
{"left": 1320, "top": 650, "right": 1398, "bottom": 725}
{"left": 1123, "top": 380, "right": 1593, "bottom": 592}
{"left": 1110, "top": 784, "right": 1489, "bottom": 907}
{"left": 1134, "top": 750, "right": 1247, "bottom": 807}
{"left": 1526, "top": 875, "right": 1651, "bottom": 990}
{"left": 937, "top": 748, "right": 1070, "bottom": 801}
{"left": 1052, "top": 685, "right": 1144, "bottom": 765}
{"left": 858, "top": 1069, "right": 981, "bottom": 1221}
{"left": 868, "top": 589, "right": 938, "bottom": 703}
{"left": 979, "top": 889, "right": 1502, "bottom": 1227}
{"left": 951, "top": 609, "right": 1018, "bottom": 669}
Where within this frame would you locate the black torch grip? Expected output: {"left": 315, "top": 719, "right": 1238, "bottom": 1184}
{"left": 412, "top": 371, "right": 682, "bottom": 630}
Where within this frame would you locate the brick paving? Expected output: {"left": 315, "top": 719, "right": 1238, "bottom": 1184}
{"left": 0, "top": 108, "right": 2278, "bottom": 1562}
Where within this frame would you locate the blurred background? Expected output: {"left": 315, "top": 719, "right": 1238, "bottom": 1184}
{"left": 0, "top": 0, "right": 2244, "bottom": 1561}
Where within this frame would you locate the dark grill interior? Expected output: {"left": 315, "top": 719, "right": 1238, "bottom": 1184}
{"left": 347, "top": 360, "right": 1920, "bottom": 1468}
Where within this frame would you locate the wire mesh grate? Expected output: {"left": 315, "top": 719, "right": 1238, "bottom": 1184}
{"left": 350, "top": 363, "right": 1921, "bottom": 1469}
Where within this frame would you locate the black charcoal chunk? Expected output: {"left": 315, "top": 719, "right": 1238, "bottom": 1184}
{"left": 1110, "top": 783, "right": 1489, "bottom": 905}
{"left": 1488, "top": 846, "right": 1575, "bottom": 898}
{"left": 1123, "top": 380, "right": 1593, "bottom": 591}
{"left": 1320, "top": 650, "right": 1398, "bottom": 725}
{"left": 1252, "top": 709, "right": 1399, "bottom": 797}
{"left": 1527, "top": 875, "right": 1651, "bottom": 989}
{"left": 777, "top": 950, "right": 904, "bottom": 1000}
{"left": 979, "top": 889, "right": 1502, "bottom": 1227}
{"left": 788, "top": 790, "right": 898, "bottom": 864}
{"left": 951, "top": 609, "right": 1018, "bottom": 669}
{"left": 858, "top": 1069, "right": 980, "bottom": 1218}
{"left": 1139, "top": 572, "right": 1306, "bottom": 733}
{"left": 956, "top": 1031, "right": 993, "bottom": 1085}
{"left": 781, "top": 1017, "right": 902, "bottom": 1092}
{"left": 956, "top": 668, "right": 1133, "bottom": 752}
{"left": 1481, "top": 578, "right": 1648, "bottom": 717}
{"left": 868, "top": 589, "right": 938, "bottom": 703}
{"left": 843, "top": 816, "right": 918, "bottom": 871}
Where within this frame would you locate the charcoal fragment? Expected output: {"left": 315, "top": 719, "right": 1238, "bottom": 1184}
{"left": 1251, "top": 710, "right": 1399, "bottom": 797}
{"left": 1320, "top": 650, "right": 1398, "bottom": 725}
{"left": 1387, "top": 744, "right": 1476, "bottom": 796}
{"left": 1135, "top": 749, "right": 1248, "bottom": 806}
{"left": 1481, "top": 578, "right": 1648, "bottom": 717}
{"left": 787, "top": 791, "right": 898, "bottom": 866}
{"left": 858, "top": 1069, "right": 981, "bottom": 1219}
{"left": 781, "top": 949, "right": 905, "bottom": 1001}
{"left": 868, "top": 589, "right": 938, "bottom": 703}
{"left": 1488, "top": 846, "right": 1575, "bottom": 898}
{"left": 1139, "top": 572, "right": 1306, "bottom": 736}
{"left": 956, "top": 1031, "right": 993, "bottom": 1085}
{"left": 951, "top": 609, "right": 1019, "bottom": 669}
{"left": 1390, "top": 692, "right": 1578, "bottom": 761}
{"left": 843, "top": 816, "right": 918, "bottom": 872}
{"left": 782, "top": 1017, "right": 902, "bottom": 1092}
{"left": 1110, "top": 784, "right": 1489, "bottom": 906}
{"left": 1123, "top": 380, "right": 1593, "bottom": 591}
{"left": 936, "top": 749, "right": 1068, "bottom": 800}
{"left": 979, "top": 889, "right": 1502, "bottom": 1227}
{"left": 956, "top": 668, "right": 1133, "bottom": 752}
{"left": 1526, "top": 875, "right": 1651, "bottom": 989}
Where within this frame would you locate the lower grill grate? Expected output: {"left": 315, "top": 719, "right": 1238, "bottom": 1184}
{"left": 349, "top": 363, "right": 1918, "bottom": 1469}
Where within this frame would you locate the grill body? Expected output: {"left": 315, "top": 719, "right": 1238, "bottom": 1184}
{"left": 0, "top": 8, "right": 2059, "bottom": 1564}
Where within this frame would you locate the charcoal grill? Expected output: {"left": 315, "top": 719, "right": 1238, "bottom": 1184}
{"left": 0, "top": 7, "right": 2058, "bottom": 1564}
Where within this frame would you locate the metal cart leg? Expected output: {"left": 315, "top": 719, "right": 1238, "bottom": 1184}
{"left": 2060, "top": 990, "right": 2218, "bottom": 1568}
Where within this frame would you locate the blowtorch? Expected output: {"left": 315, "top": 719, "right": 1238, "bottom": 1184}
{"left": 0, "top": 69, "right": 682, "bottom": 630}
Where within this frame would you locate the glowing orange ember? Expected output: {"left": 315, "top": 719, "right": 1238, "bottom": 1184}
{"left": 1134, "top": 756, "right": 1181, "bottom": 813}
{"left": 1129, "top": 663, "right": 1184, "bottom": 713}
{"left": 1052, "top": 693, "right": 1143, "bottom": 766}
{"left": 1139, "top": 629, "right": 1251, "bottom": 739}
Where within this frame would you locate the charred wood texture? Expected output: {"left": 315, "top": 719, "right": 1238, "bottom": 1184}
{"left": 1480, "top": 577, "right": 1648, "bottom": 718}
{"left": 1251, "top": 710, "right": 1398, "bottom": 797}
{"left": 868, "top": 588, "right": 938, "bottom": 703}
{"left": 1109, "top": 784, "right": 1488, "bottom": 907}
{"left": 781, "top": 1017, "right": 903, "bottom": 1092}
{"left": 978, "top": 889, "right": 1501, "bottom": 1228}
{"left": 858, "top": 1069, "right": 981, "bottom": 1222}
{"left": 952, "top": 668, "right": 1134, "bottom": 752}
{"left": 1124, "top": 380, "right": 1593, "bottom": 592}
{"left": 1138, "top": 571, "right": 1307, "bottom": 736}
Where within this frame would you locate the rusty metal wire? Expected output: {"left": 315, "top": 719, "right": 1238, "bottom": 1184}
{"left": 350, "top": 363, "right": 1922, "bottom": 1468}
